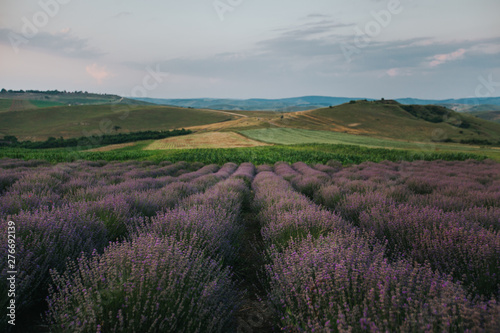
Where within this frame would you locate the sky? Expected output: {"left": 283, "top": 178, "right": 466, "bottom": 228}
{"left": 1, "top": 0, "right": 499, "bottom": 100}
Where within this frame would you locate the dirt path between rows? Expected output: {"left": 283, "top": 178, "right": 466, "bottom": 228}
{"left": 235, "top": 209, "right": 275, "bottom": 332}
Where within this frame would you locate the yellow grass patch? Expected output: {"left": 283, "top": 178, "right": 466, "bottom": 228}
{"left": 282, "top": 112, "right": 375, "bottom": 135}
{"left": 145, "top": 131, "right": 270, "bottom": 150}
{"left": 185, "top": 117, "right": 265, "bottom": 132}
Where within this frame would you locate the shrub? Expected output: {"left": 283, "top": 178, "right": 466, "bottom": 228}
{"left": 45, "top": 235, "right": 240, "bottom": 333}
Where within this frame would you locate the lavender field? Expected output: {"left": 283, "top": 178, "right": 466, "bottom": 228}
{"left": 1, "top": 158, "right": 499, "bottom": 332}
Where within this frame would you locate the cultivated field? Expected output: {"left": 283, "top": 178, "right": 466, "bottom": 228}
{"left": 0, "top": 142, "right": 486, "bottom": 165}
{"left": 145, "top": 132, "right": 270, "bottom": 150}
{"left": 0, "top": 99, "right": 66, "bottom": 113}
{"left": 240, "top": 128, "right": 500, "bottom": 161}
{"left": 241, "top": 127, "right": 470, "bottom": 148}
{"left": 1, "top": 158, "right": 499, "bottom": 332}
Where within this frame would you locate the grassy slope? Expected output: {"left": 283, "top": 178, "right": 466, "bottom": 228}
{"left": 29, "top": 100, "right": 66, "bottom": 108}
{"left": 0, "top": 104, "right": 237, "bottom": 140}
{"left": 277, "top": 101, "right": 500, "bottom": 143}
{"left": 0, "top": 98, "right": 67, "bottom": 113}
{"left": 0, "top": 99, "right": 13, "bottom": 112}
{"left": 241, "top": 128, "right": 451, "bottom": 148}
{"left": 240, "top": 128, "right": 500, "bottom": 161}
{"left": 0, "top": 99, "right": 36, "bottom": 113}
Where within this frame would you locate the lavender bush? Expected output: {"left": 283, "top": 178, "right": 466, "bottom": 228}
{"left": 45, "top": 235, "right": 240, "bottom": 333}
{"left": 252, "top": 165, "right": 499, "bottom": 331}
{"left": 359, "top": 203, "right": 500, "bottom": 297}
{"left": 266, "top": 233, "right": 498, "bottom": 332}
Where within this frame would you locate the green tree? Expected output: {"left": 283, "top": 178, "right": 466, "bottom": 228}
{"left": 3, "top": 135, "right": 18, "bottom": 143}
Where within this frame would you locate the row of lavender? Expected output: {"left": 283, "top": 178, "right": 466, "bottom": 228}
{"left": 258, "top": 161, "right": 499, "bottom": 331}
{"left": 285, "top": 160, "right": 500, "bottom": 299}
{"left": 45, "top": 163, "right": 256, "bottom": 332}
{"left": 0, "top": 159, "right": 254, "bottom": 331}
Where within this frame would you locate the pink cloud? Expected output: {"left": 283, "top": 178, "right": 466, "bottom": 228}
{"left": 86, "top": 63, "right": 112, "bottom": 84}
{"left": 429, "top": 48, "right": 466, "bottom": 67}
{"left": 386, "top": 68, "right": 399, "bottom": 77}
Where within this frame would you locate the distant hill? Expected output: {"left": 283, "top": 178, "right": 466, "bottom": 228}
{"left": 396, "top": 97, "right": 500, "bottom": 107}
{"left": 134, "top": 96, "right": 500, "bottom": 112}
{"left": 0, "top": 90, "right": 153, "bottom": 108}
{"left": 466, "top": 110, "right": 500, "bottom": 123}
{"left": 464, "top": 104, "right": 500, "bottom": 112}
{"left": 135, "top": 96, "right": 374, "bottom": 111}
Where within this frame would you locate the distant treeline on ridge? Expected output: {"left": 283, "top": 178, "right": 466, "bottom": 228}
{"left": 1, "top": 129, "right": 192, "bottom": 149}
{"left": 0, "top": 89, "right": 109, "bottom": 96}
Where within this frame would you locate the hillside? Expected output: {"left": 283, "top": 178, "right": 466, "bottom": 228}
{"left": 0, "top": 90, "right": 152, "bottom": 110}
{"left": 0, "top": 104, "right": 238, "bottom": 140}
{"left": 272, "top": 100, "right": 500, "bottom": 144}
{"left": 0, "top": 98, "right": 67, "bottom": 112}
{"left": 2, "top": 98, "right": 500, "bottom": 162}
{"left": 466, "top": 110, "right": 500, "bottom": 123}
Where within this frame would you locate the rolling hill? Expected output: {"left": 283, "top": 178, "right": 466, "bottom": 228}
{"left": 464, "top": 104, "right": 500, "bottom": 112}
{"left": 0, "top": 104, "right": 238, "bottom": 140}
{"left": 0, "top": 90, "right": 153, "bottom": 110}
{"left": 2, "top": 96, "right": 500, "bottom": 163}
{"left": 270, "top": 100, "right": 500, "bottom": 144}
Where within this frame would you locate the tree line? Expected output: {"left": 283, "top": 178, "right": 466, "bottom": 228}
{"left": 0, "top": 129, "right": 192, "bottom": 149}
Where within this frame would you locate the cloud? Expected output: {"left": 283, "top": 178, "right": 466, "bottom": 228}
{"left": 114, "top": 11, "right": 132, "bottom": 19}
{"left": 338, "top": 37, "right": 500, "bottom": 73}
{"left": 385, "top": 67, "right": 413, "bottom": 77}
{"left": 306, "top": 14, "right": 331, "bottom": 19}
{"left": 257, "top": 19, "right": 355, "bottom": 58}
{"left": 386, "top": 68, "right": 398, "bottom": 77}
{"left": 0, "top": 28, "right": 103, "bottom": 58}
{"left": 122, "top": 28, "right": 500, "bottom": 98}
{"left": 86, "top": 63, "right": 112, "bottom": 84}
{"left": 121, "top": 18, "right": 357, "bottom": 80}
{"left": 428, "top": 48, "right": 466, "bottom": 67}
